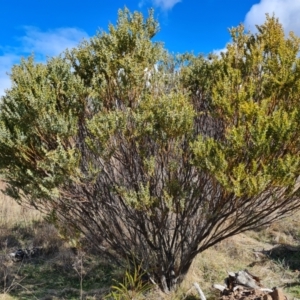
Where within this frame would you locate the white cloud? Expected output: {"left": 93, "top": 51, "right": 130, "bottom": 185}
{"left": 244, "top": 0, "right": 300, "bottom": 36}
{"left": 0, "top": 27, "right": 88, "bottom": 96}
{"left": 139, "top": 0, "right": 181, "bottom": 10}
{"left": 212, "top": 0, "right": 300, "bottom": 59}
{"left": 152, "top": 0, "right": 181, "bottom": 10}
{"left": 20, "top": 27, "right": 88, "bottom": 59}
{"left": 213, "top": 46, "right": 227, "bottom": 57}
{"left": 0, "top": 53, "right": 21, "bottom": 96}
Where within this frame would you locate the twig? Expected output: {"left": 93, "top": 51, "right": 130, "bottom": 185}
{"left": 193, "top": 282, "right": 206, "bottom": 300}
{"left": 213, "top": 284, "right": 226, "bottom": 292}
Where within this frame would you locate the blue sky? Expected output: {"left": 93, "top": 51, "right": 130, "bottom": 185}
{"left": 1, "top": 0, "right": 300, "bottom": 95}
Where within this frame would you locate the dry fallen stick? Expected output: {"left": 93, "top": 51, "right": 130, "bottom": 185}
{"left": 259, "top": 288, "right": 274, "bottom": 293}
{"left": 213, "top": 284, "right": 226, "bottom": 292}
{"left": 193, "top": 283, "right": 206, "bottom": 300}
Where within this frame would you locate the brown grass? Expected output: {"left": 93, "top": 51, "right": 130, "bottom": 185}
{"left": 0, "top": 181, "right": 41, "bottom": 228}
{"left": 0, "top": 294, "right": 15, "bottom": 300}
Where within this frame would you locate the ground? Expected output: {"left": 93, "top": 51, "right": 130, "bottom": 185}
{"left": 1, "top": 183, "right": 300, "bottom": 299}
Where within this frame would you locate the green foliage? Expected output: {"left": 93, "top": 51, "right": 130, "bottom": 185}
{"left": 191, "top": 15, "right": 300, "bottom": 196}
{"left": 0, "top": 56, "right": 85, "bottom": 203}
{"left": 66, "top": 7, "right": 163, "bottom": 109}
{"left": 0, "top": 7, "right": 163, "bottom": 203}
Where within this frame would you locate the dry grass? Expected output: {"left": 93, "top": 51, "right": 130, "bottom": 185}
{"left": 0, "top": 182, "right": 300, "bottom": 299}
{"left": 0, "top": 294, "right": 15, "bottom": 300}
{"left": 175, "top": 213, "right": 300, "bottom": 300}
{"left": 149, "top": 213, "right": 300, "bottom": 300}
{"left": 0, "top": 181, "right": 41, "bottom": 228}
{"left": 0, "top": 185, "right": 117, "bottom": 299}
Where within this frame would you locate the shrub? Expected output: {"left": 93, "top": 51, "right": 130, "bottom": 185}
{"left": 1, "top": 10, "right": 300, "bottom": 292}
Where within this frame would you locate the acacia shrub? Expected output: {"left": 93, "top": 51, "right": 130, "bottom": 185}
{"left": 1, "top": 11, "right": 300, "bottom": 292}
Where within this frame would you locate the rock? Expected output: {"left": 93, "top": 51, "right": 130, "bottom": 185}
{"left": 9, "top": 247, "right": 43, "bottom": 262}
{"left": 263, "top": 294, "right": 273, "bottom": 300}
{"left": 11, "top": 249, "right": 27, "bottom": 261}
{"left": 235, "top": 270, "right": 261, "bottom": 289}
{"left": 214, "top": 270, "right": 288, "bottom": 300}
{"left": 269, "top": 288, "right": 286, "bottom": 300}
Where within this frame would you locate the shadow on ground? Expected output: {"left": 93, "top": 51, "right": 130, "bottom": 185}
{"left": 262, "top": 244, "right": 300, "bottom": 297}
{"left": 264, "top": 244, "right": 300, "bottom": 271}
{"left": 1, "top": 254, "right": 119, "bottom": 300}
{"left": 0, "top": 220, "right": 126, "bottom": 299}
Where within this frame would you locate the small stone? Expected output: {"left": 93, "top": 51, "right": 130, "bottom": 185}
{"left": 222, "top": 288, "right": 231, "bottom": 296}
{"left": 263, "top": 294, "right": 273, "bottom": 300}
{"left": 269, "top": 288, "right": 286, "bottom": 300}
